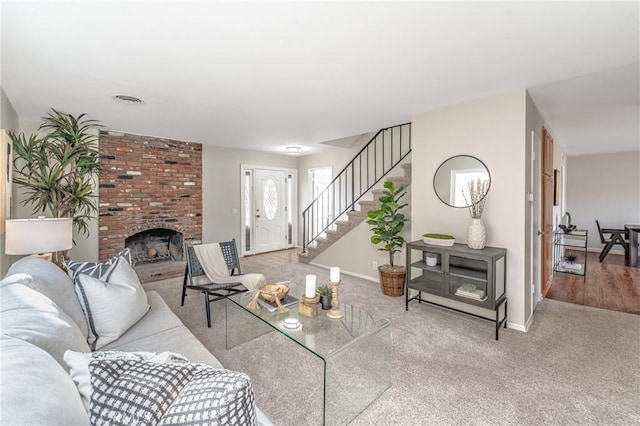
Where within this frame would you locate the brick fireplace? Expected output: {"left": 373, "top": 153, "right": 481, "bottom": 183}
{"left": 98, "top": 131, "right": 202, "bottom": 282}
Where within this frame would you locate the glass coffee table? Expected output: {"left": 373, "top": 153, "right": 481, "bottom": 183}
{"left": 226, "top": 283, "right": 392, "bottom": 425}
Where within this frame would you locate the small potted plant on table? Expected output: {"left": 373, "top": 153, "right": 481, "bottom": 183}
{"left": 317, "top": 285, "right": 333, "bottom": 310}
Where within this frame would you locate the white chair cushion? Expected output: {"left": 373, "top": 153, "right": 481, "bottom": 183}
{"left": 75, "top": 256, "right": 150, "bottom": 350}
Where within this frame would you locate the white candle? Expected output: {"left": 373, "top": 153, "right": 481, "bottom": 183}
{"left": 330, "top": 267, "right": 340, "bottom": 283}
{"left": 305, "top": 274, "right": 317, "bottom": 298}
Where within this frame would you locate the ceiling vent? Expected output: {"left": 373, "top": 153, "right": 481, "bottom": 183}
{"left": 112, "top": 94, "right": 145, "bottom": 105}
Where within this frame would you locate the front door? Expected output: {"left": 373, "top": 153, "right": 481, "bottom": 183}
{"left": 541, "top": 127, "right": 554, "bottom": 296}
{"left": 254, "top": 169, "right": 287, "bottom": 254}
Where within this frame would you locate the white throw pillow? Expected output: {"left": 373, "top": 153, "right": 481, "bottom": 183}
{"left": 75, "top": 257, "right": 150, "bottom": 350}
{"left": 64, "top": 349, "right": 189, "bottom": 410}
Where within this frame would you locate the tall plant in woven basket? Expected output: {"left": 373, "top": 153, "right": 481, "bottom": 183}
{"left": 366, "top": 180, "right": 408, "bottom": 297}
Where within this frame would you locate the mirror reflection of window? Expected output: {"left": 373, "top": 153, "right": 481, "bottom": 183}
{"left": 452, "top": 169, "right": 487, "bottom": 206}
{"left": 433, "top": 155, "right": 491, "bottom": 208}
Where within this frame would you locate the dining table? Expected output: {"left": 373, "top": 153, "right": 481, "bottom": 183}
{"left": 625, "top": 224, "right": 640, "bottom": 267}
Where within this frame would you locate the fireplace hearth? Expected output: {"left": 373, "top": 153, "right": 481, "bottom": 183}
{"left": 125, "top": 229, "right": 183, "bottom": 265}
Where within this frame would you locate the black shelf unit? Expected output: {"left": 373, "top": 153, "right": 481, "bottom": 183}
{"left": 553, "top": 230, "right": 588, "bottom": 281}
{"left": 405, "top": 240, "right": 508, "bottom": 340}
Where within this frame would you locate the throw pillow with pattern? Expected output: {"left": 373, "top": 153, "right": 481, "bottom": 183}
{"left": 64, "top": 248, "right": 132, "bottom": 280}
{"left": 89, "top": 359, "right": 256, "bottom": 426}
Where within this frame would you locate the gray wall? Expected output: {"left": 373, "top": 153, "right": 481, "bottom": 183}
{"left": 566, "top": 151, "right": 640, "bottom": 253}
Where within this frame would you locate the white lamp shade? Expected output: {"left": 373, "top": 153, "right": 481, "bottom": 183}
{"left": 5, "top": 217, "right": 73, "bottom": 255}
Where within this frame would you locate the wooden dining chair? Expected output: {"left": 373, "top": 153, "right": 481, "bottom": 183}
{"left": 595, "top": 220, "right": 629, "bottom": 262}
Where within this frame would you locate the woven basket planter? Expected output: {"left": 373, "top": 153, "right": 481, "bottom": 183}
{"left": 378, "top": 265, "right": 405, "bottom": 297}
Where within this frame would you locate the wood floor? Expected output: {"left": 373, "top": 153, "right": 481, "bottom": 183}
{"left": 546, "top": 251, "right": 640, "bottom": 315}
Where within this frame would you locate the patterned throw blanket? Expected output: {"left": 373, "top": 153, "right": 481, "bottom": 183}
{"left": 89, "top": 359, "right": 256, "bottom": 426}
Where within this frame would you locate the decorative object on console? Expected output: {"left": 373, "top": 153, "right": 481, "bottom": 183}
{"left": 462, "top": 178, "right": 489, "bottom": 249}
{"left": 4, "top": 216, "right": 73, "bottom": 266}
{"left": 559, "top": 212, "right": 576, "bottom": 233}
{"left": 327, "top": 266, "right": 344, "bottom": 319}
{"left": 422, "top": 233, "right": 455, "bottom": 247}
{"left": 8, "top": 109, "right": 102, "bottom": 247}
{"left": 366, "top": 180, "right": 408, "bottom": 297}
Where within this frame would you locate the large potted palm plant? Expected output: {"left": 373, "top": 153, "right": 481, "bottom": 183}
{"left": 366, "top": 180, "right": 408, "bottom": 296}
{"left": 9, "top": 108, "right": 102, "bottom": 263}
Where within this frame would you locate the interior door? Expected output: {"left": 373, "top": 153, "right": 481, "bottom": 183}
{"left": 541, "top": 127, "right": 554, "bottom": 296}
{"left": 254, "top": 169, "right": 287, "bottom": 254}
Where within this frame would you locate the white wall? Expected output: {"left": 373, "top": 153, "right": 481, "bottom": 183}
{"left": 202, "top": 145, "right": 297, "bottom": 245}
{"left": 411, "top": 91, "right": 529, "bottom": 330}
{"left": 1, "top": 86, "right": 19, "bottom": 277}
{"left": 566, "top": 151, "right": 640, "bottom": 253}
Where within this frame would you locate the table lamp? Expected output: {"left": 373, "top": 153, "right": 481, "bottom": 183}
{"left": 5, "top": 216, "right": 73, "bottom": 265}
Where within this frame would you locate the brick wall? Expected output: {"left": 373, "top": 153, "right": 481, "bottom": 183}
{"left": 98, "top": 131, "right": 202, "bottom": 262}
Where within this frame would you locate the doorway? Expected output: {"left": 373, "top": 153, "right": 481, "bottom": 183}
{"left": 241, "top": 165, "right": 297, "bottom": 256}
{"left": 541, "top": 127, "right": 554, "bottom": 297}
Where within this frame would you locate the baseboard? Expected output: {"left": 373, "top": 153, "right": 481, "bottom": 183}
{"left": 508, "top": 322, "right": 527, "bottom": 332}
{"left": 308, "top": 262, "right": 379, "bottom": 283}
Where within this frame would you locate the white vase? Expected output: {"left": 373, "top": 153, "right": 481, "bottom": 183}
{"left": 467, "top": 218, "right": 486, "bottom": 249}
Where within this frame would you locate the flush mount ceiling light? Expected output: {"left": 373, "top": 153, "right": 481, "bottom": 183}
{"left": 285, "top": 146, "right": 301, "bottom": 154}
{"left": 112, "top": 94, "right": 145, "bottom": 105}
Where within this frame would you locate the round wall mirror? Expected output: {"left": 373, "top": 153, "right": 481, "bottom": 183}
{"left": 433, "top": 155, "right": 491, "bottom": 208}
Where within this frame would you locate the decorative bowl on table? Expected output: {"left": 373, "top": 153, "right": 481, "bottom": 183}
{"left": 259, "top": 283, "right": 290, "bottom": 302}
{"left": 422, "top": 233, "right": 455, "bottom": 246}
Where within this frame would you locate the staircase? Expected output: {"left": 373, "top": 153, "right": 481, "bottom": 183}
{"left": 298, "top": 123, "right": 412, "bottom": 263}
{"left": 298, "top": 163, "right": 411, "bottom": 263}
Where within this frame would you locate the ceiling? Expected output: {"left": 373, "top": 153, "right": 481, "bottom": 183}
{"left": 1, "top": 1, "right": 638, "bottom": 156}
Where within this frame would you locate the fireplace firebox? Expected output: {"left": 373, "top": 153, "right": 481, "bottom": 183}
{"left": 125, "top": 229, "right": 183, "bottom": 265}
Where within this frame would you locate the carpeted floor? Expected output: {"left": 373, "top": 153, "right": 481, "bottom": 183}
{"left": 144, "top": 252, "right": 640, "bottom": 425}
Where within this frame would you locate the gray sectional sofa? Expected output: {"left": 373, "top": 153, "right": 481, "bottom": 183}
{"left": 0, "top": 256, "right": 270, "bottom": 425}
